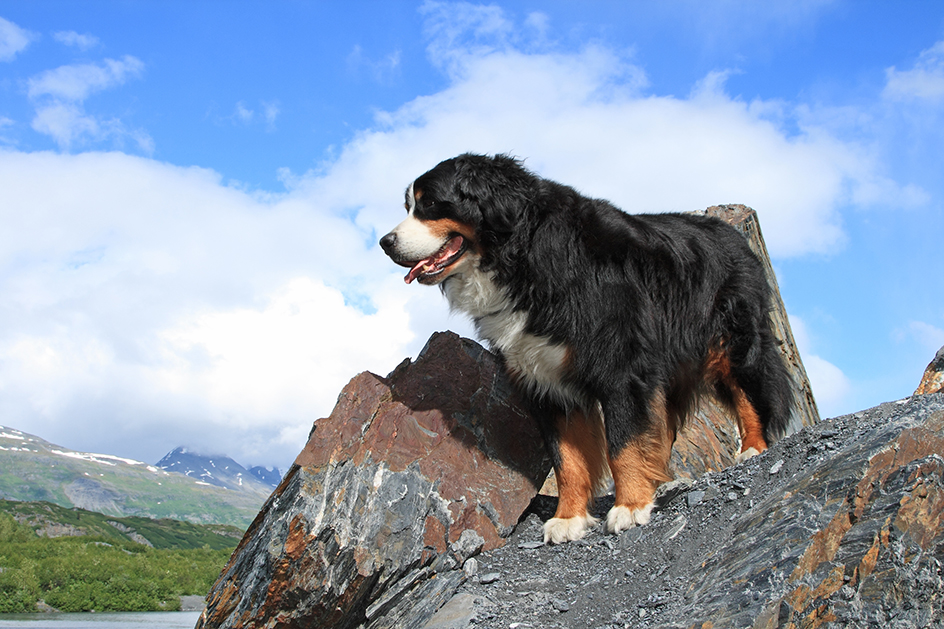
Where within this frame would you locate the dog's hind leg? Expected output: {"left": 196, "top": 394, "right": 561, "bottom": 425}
{"left": 728, "top": 382, "right": 767, "bottom": 463}
{"left": 604, "top": 389, "right": 674, "bottom": 534}
{"left": 707, "top": 316, "right": 794, "bottom": 462}
{"left": 543, "top": 406, "right": 608, "bottom": 544}
{"left": 707, "top": 341, "right": 796, "bottom": 463}
{"left": 705, "top": 346, "right": 768, "bottom": 462}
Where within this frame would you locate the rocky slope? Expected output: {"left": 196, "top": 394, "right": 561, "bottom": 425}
{"left": 433, "top": 392, "right": 944, "bottom": 628}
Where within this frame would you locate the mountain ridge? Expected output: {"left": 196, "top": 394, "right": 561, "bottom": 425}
{"left": 156, "top": 446, "right": 282, "bottom": 491}
{"left": 0, "top": 425, "right": 278, "bottom": 528}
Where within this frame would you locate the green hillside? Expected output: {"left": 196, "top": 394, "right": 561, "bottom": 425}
{"left": 0, "top": 499, "right": 243, "bottom": 550}
{"left": 0, "top": 426, "right": 272, "bottom": 528}
{"left": 0, "top": 511, "right": 234, "bottom": 613}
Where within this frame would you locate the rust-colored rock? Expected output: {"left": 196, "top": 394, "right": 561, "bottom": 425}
{"left": 678, "top": 397, "right": 944, "bottom": 628}
{"left": 916, "top": 345, "right": 944, "bottom": 395}
{"left": 196, "top": 332, "right": 550, "bottom": 629}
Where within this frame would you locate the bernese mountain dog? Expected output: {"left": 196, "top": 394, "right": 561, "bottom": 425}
{"left": 380, "top": 153, "right": 793, "bottom": 544}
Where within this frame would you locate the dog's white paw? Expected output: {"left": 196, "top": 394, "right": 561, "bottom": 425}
{"left": 735, "top": 446, "right": 761, "bottom": 464}
{"left": 605, "top": 503, "right": 654, "bottom": 534}
{"left": 543, "top": 514, "right": 598, "bottom": 544}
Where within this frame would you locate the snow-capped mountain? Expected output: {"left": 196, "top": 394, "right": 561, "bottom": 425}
{"left": 0, "top": 426, "right": 271, "bottom": 527}
{"left": 247, "top": 465, "right": 282, "bottom": 488}
{"left": 156, "top": 447, "right": 282, "bottom": 491}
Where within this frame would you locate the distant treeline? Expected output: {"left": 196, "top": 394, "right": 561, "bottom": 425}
{"left": 0, "top": 513, "right": 235, "bottom": 612}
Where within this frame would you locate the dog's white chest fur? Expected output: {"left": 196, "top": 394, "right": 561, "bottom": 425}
{"left": 444, "top": 267, "right": 571, "bottom": 403}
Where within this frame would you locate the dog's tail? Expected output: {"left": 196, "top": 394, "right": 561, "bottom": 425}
{"left": 725, "top": 308, "right": 795, "bottom": 445}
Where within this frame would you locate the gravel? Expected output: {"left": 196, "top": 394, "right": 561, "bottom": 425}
{"left": 425, "top": 394, "right": 944, "bottom": 629}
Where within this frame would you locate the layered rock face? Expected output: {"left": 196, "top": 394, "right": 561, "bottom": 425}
{"left": 916, "top": 345, "right": 944, "bottom": 395}
{"left": 196, "top": 332, "right": 551, "bottom": 629}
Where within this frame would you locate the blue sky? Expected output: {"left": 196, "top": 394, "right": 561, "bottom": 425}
{"left": 1, "top": 1, "right": 943, "bottom": 470}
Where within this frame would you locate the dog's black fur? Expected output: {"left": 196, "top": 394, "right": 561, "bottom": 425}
{"left": 381, "top": 153, "right": 794, "bottom": 542}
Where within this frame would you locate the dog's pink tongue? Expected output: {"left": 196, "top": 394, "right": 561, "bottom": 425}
{"left": 404, "top": 258, "right": 434, "bottom": 284}
{"left": 403, "top": 236, "right": 464, "bottom": 284}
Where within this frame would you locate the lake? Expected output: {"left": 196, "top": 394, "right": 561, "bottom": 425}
{"left": 0, "top": 612, "right": 201, "bottom": 629}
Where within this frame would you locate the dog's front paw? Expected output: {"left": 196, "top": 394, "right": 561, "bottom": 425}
{"left": 735, "top": 446, "right": 761, "bottom": 464}
{"left": 543, "top": 514, "right": 598, "bottom": 544}
{"left": 605, "top": 503, "right": 654, "bottom": 534}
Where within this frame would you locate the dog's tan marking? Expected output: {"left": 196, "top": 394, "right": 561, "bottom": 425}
{"left": 730, "top": 386, "right": 767, "bottom": 454}
{"left": 606, "top": 389, "right": 675, "bottom": 533}
{"left": 426, "top": 218, "right": 480, "bottom": 253}
{"left": 544, "top": 406, "right": 608, "bottom": 543}
{"left": 705, "top": 348, "right": 768, "bottom": 455}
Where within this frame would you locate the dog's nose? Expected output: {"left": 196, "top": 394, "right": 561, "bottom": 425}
{"left": 379, "top": 232, "right": 397, "bottom": 254}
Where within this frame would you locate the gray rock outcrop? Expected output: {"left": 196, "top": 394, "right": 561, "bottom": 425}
{"left": 916, "top": 345, "right": 944, "bottom": 395}
{"left": 196, "top": 332, "right": 551, "bottom": 629}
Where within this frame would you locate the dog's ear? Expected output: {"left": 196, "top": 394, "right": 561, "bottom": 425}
{"left": 453, "top": 154, "right": 530, "bottom": 234}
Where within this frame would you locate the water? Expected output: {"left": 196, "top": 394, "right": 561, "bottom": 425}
{"left": 0, "top": 612, "right": 201, "bottom": 629}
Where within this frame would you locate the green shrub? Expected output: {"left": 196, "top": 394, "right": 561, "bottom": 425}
{"left": 0, "top": 526, "right": 231, "bottom": 612}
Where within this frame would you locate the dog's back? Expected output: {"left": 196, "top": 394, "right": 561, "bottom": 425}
{"left": 381, "top": 154, "right": 795, "bottom": 543}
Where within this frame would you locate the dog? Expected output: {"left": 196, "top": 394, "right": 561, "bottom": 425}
{"left": 380, "top": 153, "right": 793, "bottom": 543}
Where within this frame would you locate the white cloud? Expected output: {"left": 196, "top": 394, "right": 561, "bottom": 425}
{"left": 908, "top": 320, "right": 944, "bottom": 355}
{"left": 0, "top": 149, "right": 424, "bottom": 465}
{"left": 0, "top": 5, "right": 921, "bottom": 468}
{"left": 158, "top": 277, "right": 413, "bottom": 422}
{"left": 28, "top": 56, "right": 144, "bottom": 102}
{"left": 262, "top": 101, "right": 280, "bottom": 130}
{"left": 789, "top": 315, "right": 851, "bottom": 418}
{"left": 233, "top": 101, "right": 254, "bottom": 124}
{"left": 319, "top": 40, "right": 906, "bottom": 258}
{"left": 226, "top": 100, "right": 280, "bottom": 130}
{"left": 421, "top": 0, "right": 514, "bottom": 74}
{"left": 27, "top": 56, "right": 144, "bottom": 149}
{"left": 30, "top": 102, "right": 102, "bottom": 147}
{"left": 53, "top": 30, "right": 100, "bottom": 51}
{"left": 0, "top": 16, "right": 34, "bottom": 62}
{"left": 884, "top": 41, "right": 944, "bottom": 103}
{"left": 347, "top": 45, "right": 402, "bottom": 83}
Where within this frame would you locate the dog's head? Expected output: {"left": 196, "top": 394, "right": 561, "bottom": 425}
{"left": 379, "top": 153, "right": 530, "bottom": 285}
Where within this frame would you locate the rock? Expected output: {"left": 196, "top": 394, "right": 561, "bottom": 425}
{"left": 196, "top": 331, "right": 550, "bottom": 629}
{"left": 704, "top": 204, "right": 819, "bottom": 434}
{"left": 35, "top": 600, "right": 60, "bottom": 613}
{"left": 551, "top": 597, "right": 570, "bottom": 612}
{"left": 420, "top": 593, "right": 477, "bottom": 629}
{"left": 916, "top": 345, "right": 944, "bottom": 395}
{"left": 673, "top": 394, "right": 944, "bottom": 628}
{"left": 448, "top": 394, "right": 944, "bottom": 629}
{"left": 180, "top": 595, "right": 207, "bottom": 612}
{"left": 686, "top": 491, "right": 705, "bottom": 508}
{"left": 478, "top": 573, "right": 501, "bottom": 584}
{"left": 462, "top": 557, "right": 478, "bottom": 577}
